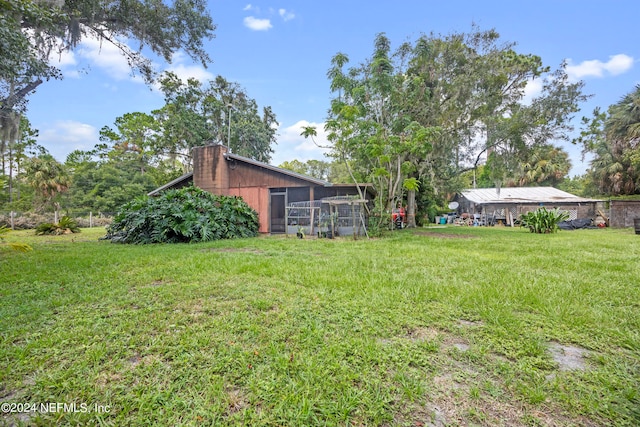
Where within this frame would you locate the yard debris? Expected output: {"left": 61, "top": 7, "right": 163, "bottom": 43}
{"left": 557, "top": 218, "right": 597, "bottom": 230}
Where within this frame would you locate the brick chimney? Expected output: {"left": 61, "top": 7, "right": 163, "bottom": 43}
{"left": 192, "top": 145, "right": 230, "bottom": 195}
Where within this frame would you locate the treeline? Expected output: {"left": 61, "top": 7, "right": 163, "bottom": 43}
{"left": 3, "top": 8, "right": 640, "bottom": 225}
{"left": 0, "top": 73, "right": 277, "bottom": 215}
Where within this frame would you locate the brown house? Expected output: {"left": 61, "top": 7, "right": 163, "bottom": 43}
{"left": 149, "top": 144, "right": 371, "bottom": 234}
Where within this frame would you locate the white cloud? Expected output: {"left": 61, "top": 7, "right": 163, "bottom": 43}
{"left": 45, "top": 41, "right": 85, "bottom": 78}
{"left": 37, "top": 120, "right": 99, "bottom": 162}
{"left": 76, "top": 36, "right": 137, "bottom": 81}
{"left": 243, "top": 4, "right": 253, "bottom": 11}
{"left": 279, "top": 8, "right": 295, "bottom": 21}
{"left": 604, "top": 54, "right": 634, "bottom": 75}
{"left": 147, "top": 52, "right": 213, "bottom": 91}
{"left": 165, "top": 63, "right": 213, "bottom": 83}
{"left": 521, "top": 78, "right": 543, "bottom": 105}
{"left": 272, "top": 120, "right": 331, "bottom": 166}
{"left": 165, "top": 52, "right": 214, "bottom": 82}
{"left": 243, "top": 16, "right": 272, "bottom": 31}
{"left": 49, "top": 48, "right": 76, "bottom": 68}
{"left": 566, "top": 54, "right": 634, "bottom": 80}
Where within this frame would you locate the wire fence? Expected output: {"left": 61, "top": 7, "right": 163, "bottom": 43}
{"left": 0, "top": 211, "right": 115, "bottom": 229}
{"left": 285, "top": 196, "right": 369, "bottom": 237}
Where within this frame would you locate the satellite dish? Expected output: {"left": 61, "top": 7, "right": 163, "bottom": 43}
{"left": 448, "top": 201, "right": 459, "bottom": 210}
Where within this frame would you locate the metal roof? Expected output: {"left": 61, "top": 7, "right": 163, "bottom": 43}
{"left": 460, "top": 187, "right": 600, "bottom": 205}
{"left": 147, "top": 172, "right": 193, "bottom": 196}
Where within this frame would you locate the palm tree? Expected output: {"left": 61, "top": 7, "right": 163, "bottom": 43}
{"left": 606, "top": 85, "right": 640, "bottom": 144}
{"left": 587, "top": 138, "right": 627, "bottom": 195}
{"left": 598, "top": 85, "right": 640, "bottom": 195}
{"left": 23, "top": 154, "right": 70, "bottom": 213}
{"left": 518, "top": 144, "right": 571, "bottom": 187}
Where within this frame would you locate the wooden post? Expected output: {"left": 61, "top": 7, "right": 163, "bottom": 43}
{"left": 90, "top": 211, "right": 93, "bottom": 228}
{"left": 330, "top": 205, "right": 335, "bottom": 237}
{"left": 309, "top": 206, "right": 315, "bottom": 236}
{"left": 351, "top": 201, "right": 357, "bottom": 239}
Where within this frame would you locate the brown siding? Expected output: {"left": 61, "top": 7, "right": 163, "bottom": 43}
{"left": 229, "top": 187, "right": 270, "bottom": 233}
{"left": 227, "top": 161, "right": 313, "bottom": 188}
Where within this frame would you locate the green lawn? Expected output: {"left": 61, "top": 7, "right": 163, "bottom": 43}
{"left": 1, "top": 226, "right": 639, "bottom": 426}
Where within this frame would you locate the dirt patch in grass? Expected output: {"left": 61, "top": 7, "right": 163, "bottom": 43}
{"left": 443, "top": 336, "right": 470, "bottom": 352}
{"left": 2, "top": 411, "right": 35, "bottom": 426}
{"left": 404, "top": 326, "right": 440, "bottom": 341}
{"left": 416, "top": 232, "right": 477, "bottom": 239}
{"left": 225, "top": 387, "right": 249, "bottom": 416}
{"left": 458, "top": 318, "right": 484, "bottom": 327}
{"left": 401, "top": 368, "right": 592, "bottom": 427}
{"left": 379, "top": 326, "right": 441, "bottom": 345}
{"left": 548, "top": 341, "right": 590, "bottom": 371}
{"left": 148, "top": 279, "right": 170, "bottom": 287}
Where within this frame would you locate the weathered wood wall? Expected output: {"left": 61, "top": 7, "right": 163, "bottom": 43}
{"left": 610, "top": 200, "right": 640, "bottom": 228}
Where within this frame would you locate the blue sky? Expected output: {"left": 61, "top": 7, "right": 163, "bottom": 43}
{"left": 27, "top": 0, "right": 639, "bottom": 176}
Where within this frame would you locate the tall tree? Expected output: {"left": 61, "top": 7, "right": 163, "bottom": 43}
{"left": 322, "top": 34, "right": 438, "bottom": 227}
{"left": 2, "top": 116, "right": 41, "bottom": 206}
{"left": 1, "top": 0, "right": 215, "bottom": 102}
{"left": 577, "top": 85, "right": 640, "bottom": 195}
{"left": 322, "top": 28, "right": 587, "bottom": 221}
{"left": 98, "top": 112, "right": 160, "bottom": 174}
{"left": 1, "top": 0, "right": 215, "bottom": 165}
{"left": 515, "top": 144, "right": 571, "bottom": 187}
{"left": 154, "top": 73, "right": 277, "bottom": 166}
{"left": 66, "top": 155, "right": 158, "bottom": 213}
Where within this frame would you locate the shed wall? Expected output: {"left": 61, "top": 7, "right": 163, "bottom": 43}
{"left": 610, "top": 200, "right": 640, "bottom": 228}
{"left": 228, "top": 187, "right": 270, "bottom": 233}
{"left": 516, "top": 203, "right": 596, "bottom": 219}
{"left": 228, "top": 161, "right": 315, "bottom": 188}
{"left": 461, "top": 200, "right": 597, "bottom": 223}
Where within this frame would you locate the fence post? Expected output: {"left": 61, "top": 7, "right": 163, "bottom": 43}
{"left": 10, "top": 211, "right": 15, "bottom": 230}
{"left": 90, "top": 211, "right": 93, "bottom": 228}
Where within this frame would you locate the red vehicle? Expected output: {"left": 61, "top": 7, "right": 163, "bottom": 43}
{"left": 392, "top": 207, "right": 406, "bottom": 229}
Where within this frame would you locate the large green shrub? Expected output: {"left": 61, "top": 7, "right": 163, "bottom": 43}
{"left": 520, "top": 207, "right": 569, "bottom": 234}
{"left": 104, "top": 187, "right": 259, "bottom": 244}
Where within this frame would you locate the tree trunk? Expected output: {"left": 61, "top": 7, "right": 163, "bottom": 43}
{"left": 8, "top": 145, "right": 13, "bottom": 205}
{"left": 407, "top": 189, "right": 416, "bottom": 228}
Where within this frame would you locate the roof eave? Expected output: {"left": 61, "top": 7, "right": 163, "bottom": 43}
{"left": 147, "top": 172, "right": 193, "bottom": 196}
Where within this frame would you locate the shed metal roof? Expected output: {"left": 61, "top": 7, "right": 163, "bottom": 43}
{"left": 147, "top": 172, "right": 193, "bottom": 196}
{"left": 460, "top": 187, "right": 600, "bottom": 205}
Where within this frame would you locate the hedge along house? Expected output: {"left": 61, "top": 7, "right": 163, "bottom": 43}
{"left": 149, "top": 144, "right": 373, "bottom": 234}
{"left": 455, "top": 187, "right": 601, "bottom": 226}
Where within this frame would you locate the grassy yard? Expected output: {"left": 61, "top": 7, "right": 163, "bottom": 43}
{"left": 1, "top": 226, "right": 639, "bottom": 426}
